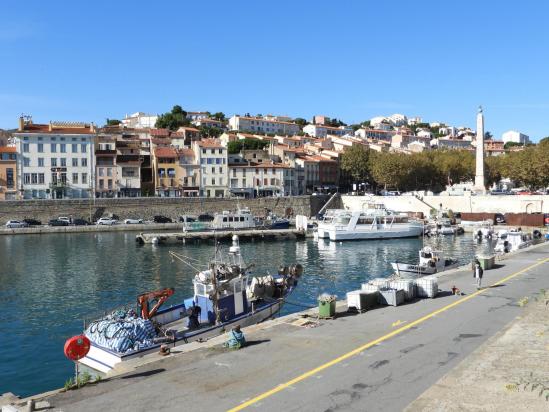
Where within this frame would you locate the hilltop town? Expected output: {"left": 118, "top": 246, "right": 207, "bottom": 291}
{"left": 0, "top": 108, "right": 536, "bottom": 201}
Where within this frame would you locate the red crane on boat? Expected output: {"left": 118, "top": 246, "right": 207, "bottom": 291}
{"left": 137, "top": 288, "right": 175, "bottom": 320}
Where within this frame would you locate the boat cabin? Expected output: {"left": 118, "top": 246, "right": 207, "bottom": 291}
{"left": 192, "top": 275, "right": 248, "bottom": 324}
{"left": 212, "top": 208, "right": 256, "bottom": 230}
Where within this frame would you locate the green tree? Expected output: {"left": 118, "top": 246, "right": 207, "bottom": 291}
{"left": 199, "top": 126, "right": 223, "bottom": 138}
{"left": 294, "top": 118, "right": 308, "bottom": 127}
{"left": 155, "top": 105, "right": 191, "bottom": 130}
{"left": 105, "top": 119, "right": 121, "bottom": 126}
{"left": 212, "top": 112, "right": 226, "bottom": 121}
{"left": 227, "top": 138, "right": 270, "bottom": 154}
{"left": 340, "top": 145, "right": 371, "bottom": 183}
{"left": 504, "top": 141, "right": 523, "bottom": 150}
{"left": 484, "top": 131, "right": 493, "bottom": 140}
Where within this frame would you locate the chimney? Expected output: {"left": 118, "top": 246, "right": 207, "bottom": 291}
{"left": 48, "top": 121, "right": 53, "bottom": 132}
{"left": 90, "top": 122, "right": 95, "bottom": 133}
{"left": 18, "top": 116, "right": 24, "bottom": 131}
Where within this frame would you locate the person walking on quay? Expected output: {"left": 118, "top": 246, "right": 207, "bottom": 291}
{"left": 473, "top": 258, "right": 483, "bottom": 290}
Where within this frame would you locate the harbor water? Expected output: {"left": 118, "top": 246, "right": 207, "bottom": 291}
{"left": 0, "top": 232, "right": 494, "bottom": 397}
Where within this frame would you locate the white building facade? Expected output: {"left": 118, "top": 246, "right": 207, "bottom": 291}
{"left": 302, "top": 124, "right": 353, "bottom": 138}
{"left": 193, "top": 139, "right": 228, "bottom": 197}
{"left": 121, "top": 112, "right": 158, "bottom": 129}
{"left": 228, "top": 115, "right": 300, "bottom": 135}
{"left": 14, "top": 118, "right": 96, "bottom": 199}
{"left": 501, "top": 130, "right": 530, "bottom": 145}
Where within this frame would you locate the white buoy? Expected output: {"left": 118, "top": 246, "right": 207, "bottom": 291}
{"left": 152, "top": 237, "right": 159, "bottom": 245}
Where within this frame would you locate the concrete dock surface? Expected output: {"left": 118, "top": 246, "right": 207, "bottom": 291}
{"left": 29, "top": 244, "right": 549, "bottom": 411}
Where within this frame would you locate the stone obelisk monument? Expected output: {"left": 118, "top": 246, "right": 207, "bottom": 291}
{"left": 474, "top": 106, "right": 486, "bottom": 193}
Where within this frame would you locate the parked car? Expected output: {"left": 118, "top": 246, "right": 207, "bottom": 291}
{"left": 72, "top": 218, "right": 90, "bottom": 226}
{"left": 517, "top": 190, "right": 533, "bottom": 195}
{"left": 5, "top": 220, "right": 29, "bottom": 228}
{"left": 58, "top": 217, "right": 72, "bottom": 224}
{"left": 495, "top": 213, "right": 505, "bottom": 224}
{"left": 153, "top": 215, "right": 172, "bottom": 223}
{"left": 49, "top": 219, "right": 69, "bottom": 226}
{"left": 96, "top": 217, "right": 118, "bottom": 225}
{"left": 23, "top": 218, "right": 42, "bottom": 226}
{"left": 124, "top": 218, "right": 143, "bottom": 224}
{"left": 179, "top": 216, "right": 196, "bottom": 223}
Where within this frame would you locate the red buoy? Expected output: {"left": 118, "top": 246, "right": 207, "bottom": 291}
{"left": 64, "top": 335, "right": 91, "bottom": 361}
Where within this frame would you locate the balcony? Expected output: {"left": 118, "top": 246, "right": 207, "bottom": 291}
{"left": 117, "top": 155, "right": 141, "bottom": 163}
{"left": 95, "top": 149, "right": 117, "bottom": 156}
{"left": 49, "top": 181, "right": 67, "bottom": 189}
{"left": 158, "top": 177, "right": 177, "bottom": 188}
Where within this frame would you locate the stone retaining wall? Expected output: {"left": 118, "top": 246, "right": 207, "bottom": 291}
{"left": 0, "top": 196, "right": 328, "bottom": 225}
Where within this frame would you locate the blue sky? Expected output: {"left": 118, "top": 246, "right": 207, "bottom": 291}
{"left": 1, "top": 0, "right": 549, "bottom": 141}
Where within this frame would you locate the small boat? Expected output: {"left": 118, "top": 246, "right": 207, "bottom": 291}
{"left": 391, "top": 246, "right": 459, "bottom": 276}
{"left": 262, "top": 213, "right": 290, "bottom": 229}
{"left": 211, "top": 208, "right": 257, "bottom": 230}
{"left": 316, "top": 203, "right": 423, "bottom": 241}
{"left": 473, "top": 221, "right": 495, "bottom": 240}
{"left": 494, "top": 230, "right": 533, "bottom": 253}
{"left": 77, "top": 235, "right": 303, "bottom": 374}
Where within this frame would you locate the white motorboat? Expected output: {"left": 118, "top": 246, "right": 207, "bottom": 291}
{"left": 391, "top": 246, "right": 459, "bottom": 276}
{"left": 211, "top": 208, "right": 257, "bottom": 230}
{"left": 317, "top": 203, "right": 423, "bottom": 241}
{"left": 473, "top": 221, "right": 495, "bottom": 240}
{"left": 494, "top": 230, "right": 533, "bottom": 253}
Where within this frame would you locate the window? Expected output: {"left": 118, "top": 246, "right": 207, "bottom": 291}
{"left": 219, "top": 166, "right": 222, "bottom": 173}
{"left": 60, "top": 158, "right": 66, "bottom": 167}
{"left": 23, "top": 157, "right": 30, "bottom": 167}
{"left": 81, "top": 144, "right": 86, "bottom": 153}
{"left": 6, "top": 169, "right": 14, "bottom": 188}
{"left": 31, "top": 173, "right": 38, "bottom": 184}
{"left": 202, "top": 149, "right": 206, "bottom": 154}
{"left": 81, "top": 173, "right": 87, "bottom": 184}
{"left": 98, "top": 168, "right": 104, "bottom": 177}
{"left": 60, "top": 137, "right": 65, "bottom": 141}
{"left": 72, "top": 138, "right": 77, "bottom": 142}
{"left": 24, "top": 173, "right": 30, "bottom": 184}
{"left": 72, "top": 144, "right": 78, "bottom": 153}
{"left": 72, "top": 158, "right": 78, "bottom": 167}
{"left": 38, "top": 158, "right": 44, "bottom": 167}
{"left": 51, "top": 143, "right": 57, "bottom": 153}
{"left": 37, "top": 143, "right": 44, "bottom": 153}
{"left": 210, "top": 149, "right": 214, "bottom": 154}
{"left": 107, "top": 168, "right": 112, "bottom": 177}
{"left": 81, "top": 158, "right": 87, "bottom": 167}
{"left": 233, "top": 169, "right": 237, "bottom": 177}
{"left": 38, "top": 173, "right": 44, "bottom": 184}
{"left": 207, "top": 158, "right": 213, "bottom": 164}
{"left": 219, "top": 177, "right": 223, "bottom": 185}
{"left": 211, "top": 178, "right": 215, "bottom": 185}
{"left": 22, "top": 143, "right": 29, "bottom": 152}
{"left": 200, "top": 158, "right": 205, "bottom": 164}
{"left": 51, "top": 158, "right": 57, "bottom": 167}
{"left": 242, "top": 179, "right": 247, "bottom": 186}
{"left": 211, "top": 167, "right": 215, "bottom": 173}
{"left": 108, "top": 179, "right": 113, "bottom": 189}
{"left": 216, "top": 158, "right": 221, "bottom": 164}
{"left": 218, "top": 149, "right": 222, "bottom": 154}
{"left": 99, "top": 179, "right": 104, "bottom": 189}
{"left": 60, "top": 144, "right": 66, "bottom": 153}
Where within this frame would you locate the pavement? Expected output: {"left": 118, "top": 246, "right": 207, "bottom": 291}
{"left": 21, "top": 243, "right": 549, "bottom": 411}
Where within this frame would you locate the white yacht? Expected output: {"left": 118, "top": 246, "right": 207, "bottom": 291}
{"left": 317, "top": 203, "right": 423, "bottom": 241}
{"left": 494, "top": 230, "right": 533, "bottom": 253}
{"left": 473, "top": 221, "right": 495, "bottom": 239}
{"left": 391, "top": 246, "right": 459, "bottom": 276}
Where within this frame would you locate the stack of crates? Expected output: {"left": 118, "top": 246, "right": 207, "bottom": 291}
{"left": 388, "top": 279, "right": 416, "bottom": 301}
{"left": 415, "top": 276, "right": 438, "bottom": 298}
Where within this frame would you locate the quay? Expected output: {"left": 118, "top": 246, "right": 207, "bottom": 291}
{"left": 135, "top": 228, "right": 308, "bottom": 244}
{"left": 0, "top": 222, "right": 185, "bottom": 236}
{"left": 6, "top": 241, "right": 548, "bottom": 411}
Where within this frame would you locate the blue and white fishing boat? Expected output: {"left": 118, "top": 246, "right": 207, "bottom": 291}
{"left": 79, "top": 235, "right": 303, "bottom": 374}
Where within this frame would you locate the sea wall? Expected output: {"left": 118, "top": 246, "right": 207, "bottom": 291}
{"left": 341, "top": 194, "right": 549, "bottom": 215}
{"left": 0, "top": 195, "right": 328, "bottom": 225}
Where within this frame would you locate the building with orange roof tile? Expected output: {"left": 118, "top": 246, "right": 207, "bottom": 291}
{"left": 192, "top": 139, "right": 228, "bottom": 197}
{"left": 0, "top": 146, "right": 18, "bottom": 200}
{"left": 152, "top": 146, "right": 200, "bottom": 197}
{"left": 13, "top": 116, "right": 96, "bottom": 199}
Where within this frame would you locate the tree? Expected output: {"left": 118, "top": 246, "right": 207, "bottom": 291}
{"left": 340, "top": 145, "right": 371, "bottom": 184}
{"left": 504, "top": 141, "right": 523, "bottom": 150}
{"left": 294, "top": 118, "right": 308, "bottom": 127}
{"left": 105, "top": 119, "right": 121, "bottom": 126}
{"left": 484, "top": 131, "right": 493, "bottom": 140}
{"left": 199, "top": 126, "right": 223, "bottom": 138}
{"left": 155, "top": 105, "right": 191, "bottom": 130}
{"left": 227, "top": 138, "right": 270, "bottom": 154}
{"left": 211, "top": 112, "right": 226, "bottom": 121}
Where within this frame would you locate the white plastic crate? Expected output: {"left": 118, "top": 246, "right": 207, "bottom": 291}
{"left": 361, "top": 283, "right": 380, "bottom": 293}
{"left": 389, "top": 279, "right": 416, "bottom": 301}
{"left": 415, "top": 276, "right": 438, "bottom": 298}
{"left": 369, "top": 278, "right": 390, "bottom": 289}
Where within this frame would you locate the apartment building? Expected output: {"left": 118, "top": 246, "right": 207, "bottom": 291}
{"left": 295, "top": 154, "right": 339, "bottom": 193}
{"left": 302, "top": 124, "right": 353, "bottom": 138}
{"left": 502, "top": 130, "right": 530, "bottom": 145}
{"left": 13, "top": 117, "right": 96, "bottom": 199}
{"left": 95, "top": 134, "right": 117, "bottom": 197}
{"left": 228, "top": 115, "right": 300, "bottom": 136}
{"left": 354, "top": 128, "right": 397, "bottom": 141}
{"left": 193, "top": 138, "right": 228, "bottom": 197}
{"left": 153, "top": 147, "right": 200, "bottom": 197}
{"left": 116, "top": 138, "right": 142, "bottom": 197}
{"left": 228, "top": 156, "right": 294, "bottom": 197}
{"left": 122, "top": 112, "right": 158, "bottom": 129}
{"left": 0, "top": 146, "right": 17, "bottom": 200}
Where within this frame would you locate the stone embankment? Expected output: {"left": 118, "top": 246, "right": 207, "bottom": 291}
{"left": 0, "top": 195, "right": 328, "bottom": 226}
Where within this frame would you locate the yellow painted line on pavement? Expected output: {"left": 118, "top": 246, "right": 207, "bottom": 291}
{"left": 228, "top": 257, "right": 549, "bottom": 412}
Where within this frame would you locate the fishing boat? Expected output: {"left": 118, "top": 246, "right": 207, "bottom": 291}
{"left": 494, "top": 230, "right": 533, "bottom": 253}
{"left": 77, "top": 235, "right": 303, "bottom": 374}
{"left": 391, "top": 246, "right": 459, "bottom": 276}
{"left": 316, "top": 203, "right": 423, "bottom": 241}
{"left": 473, "top": 221, "right": 495, "bottom": 240}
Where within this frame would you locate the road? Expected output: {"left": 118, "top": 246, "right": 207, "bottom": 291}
{"left": 45, "top": 243, "right": 549, "bottom": 412}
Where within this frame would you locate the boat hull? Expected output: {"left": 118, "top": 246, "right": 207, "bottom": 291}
{"left": 79, "top": 299, "right": 284, "bottom": 374}
{"left": 327, "top": 225, "right": 423, "bottom": 241}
